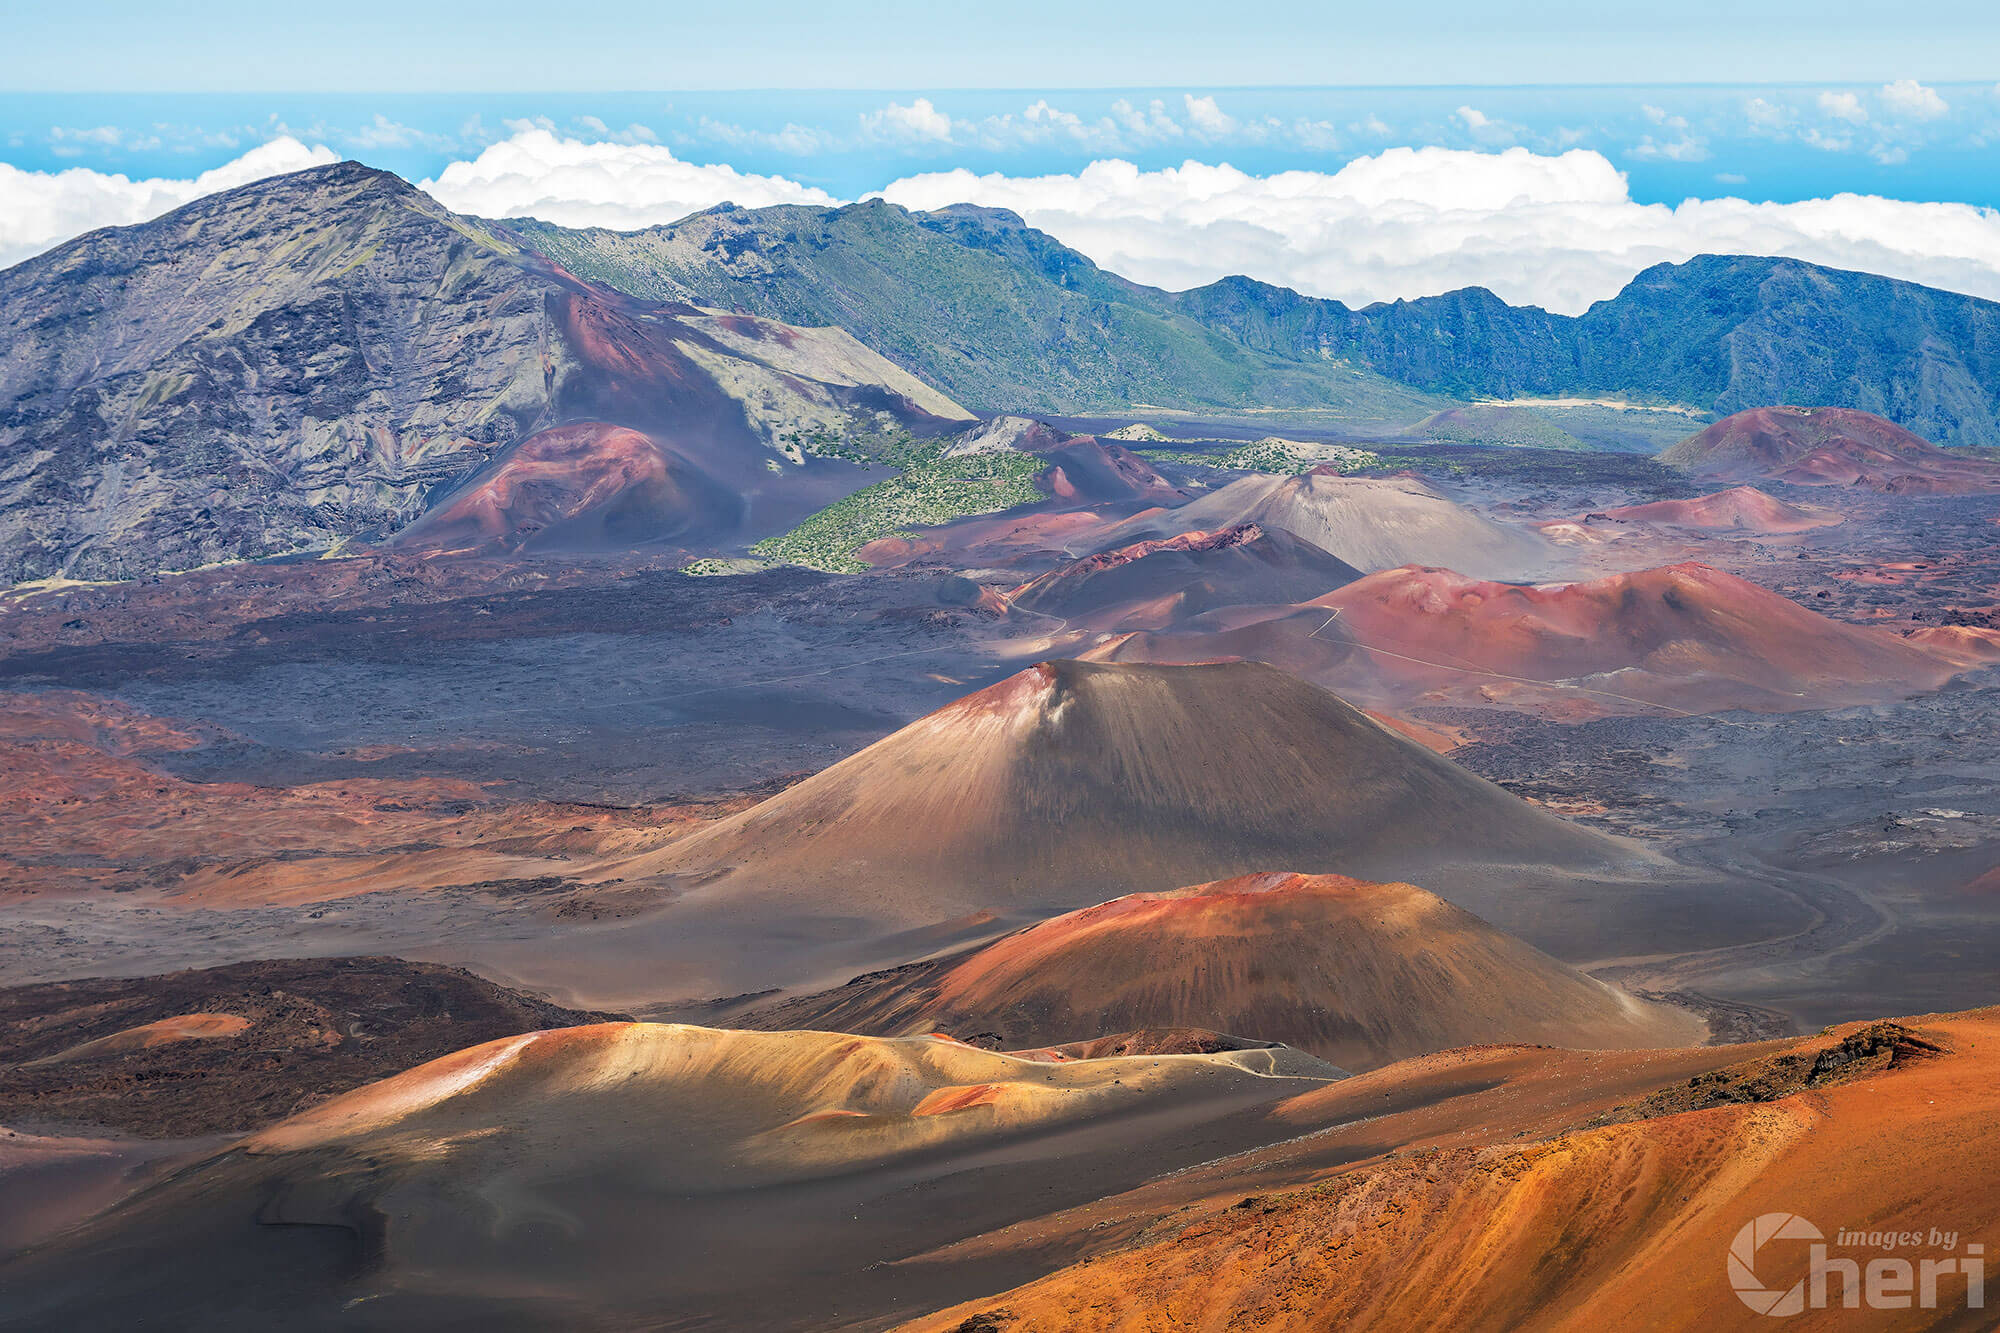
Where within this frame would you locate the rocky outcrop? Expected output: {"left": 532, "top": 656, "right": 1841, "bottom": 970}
{"left": 0, "top": 163, "right": 970, "bottom": 583}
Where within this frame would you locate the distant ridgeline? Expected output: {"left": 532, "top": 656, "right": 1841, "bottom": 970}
{"left": 6, "top": 160, "right": 2000, "bottom": 583}
{"left": 511, "top": 203, "right": 2000, "bottom": 448}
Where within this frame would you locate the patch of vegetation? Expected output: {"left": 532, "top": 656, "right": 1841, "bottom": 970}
{"left": 681, "top": 557, "right": 769, "bottom": 577}
{"left": 1216, "top": 438, "right": 1382, "bottom": 474}
{"left": 752, "top": 443, "right": 1045, "bottom": 572}
{"left": 772, "top": 424, "right": 928, "bottom": 468}
{"left": 1412, "top": 407, "right": 1592, "bottom": 452}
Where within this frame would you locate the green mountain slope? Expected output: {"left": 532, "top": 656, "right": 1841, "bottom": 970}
{"left": 1173, "top": 257, "right": 2000, "bottom": 447}
{"left": 502, "top": 204, "right": 1445, "bottom": 422}
{"left": 516, "top": 202, "right": 2000, "bottom": 447}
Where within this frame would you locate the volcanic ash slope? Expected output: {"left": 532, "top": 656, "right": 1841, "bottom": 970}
{"left": 628, "top": 659, "right": 1635, "bottom": 924}
{"left": 1091, "top": 468, "right": 1552, "bottom": 579}
{"left": 1005, "top": 522, "right": 1363, "bottom": 630}
{"left": 0, "top": 1024, "right": 1337, "bottom": 1329}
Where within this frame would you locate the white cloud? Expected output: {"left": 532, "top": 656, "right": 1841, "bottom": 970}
{"left": 1641, "top": 105, "right": 1688, "bottom": 130}
{"left": 1453, "top": 105, "right": 1520, "bottom": 145}
{"left": 1110, "top": 98, "right": 1186, "bottom": 144}
{"left": 1024, "top": 100, "right": 1083, "bottom": 133}
{"left": 12, "top": 131, "right": 2000, "bottom": 338}
{"left": 875, "top": 146, "right": 2000, "bottom": 314}
{"left": 860, "top": 98, "right": 955, "bottom": 144}
{"left": 1629, "top": 135, "right": 1709, "bottom": 162}
{"left": 1291, "top": 118, "right": 1340, "bottom": 151}
{"left": 1183, "top": 94, "right": 1238, "bottom": 138}
{"left": 0, "top": 136, "right": 337, "bottom": 270}
{"left": 1817, "top": 91, "right": 1869, "bottom": 124}
{"left": 573, "top": 116, "right": 658, "bottom": 146}
{"left": 1881, "top": 79, "right": 1950, "bottom": 120}
{"left": 343, "top": 114, "right": 458, "bottom": 151}
{"left": 47, "top": 125, "right": 124, "bottom": 157}
{"left": 417, "top": 128, "right": 834, "bottom": 229}
{"left": 692, "top": 116, "right": 827, "bottom": 155}
{"left": 1745, "top": 97, "right": 1790, "bottom": 134}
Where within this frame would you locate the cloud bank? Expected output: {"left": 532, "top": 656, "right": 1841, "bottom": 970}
{"left": 8, "top": 129, "right": 2000, "bottom": 319}
{"left": 878, "top": 148, "right": 2000, "bottom": 313}
{"left": 417, "top": 127, "right": 835, "bottom": 229}
{"left": 0, "top": 137, "right": 336, "bottom": 269}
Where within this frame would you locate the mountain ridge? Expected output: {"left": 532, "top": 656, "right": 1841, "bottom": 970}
{"left": 0, "top": 162, "right": 969, "bottom": 582}
{"left": 512, "top": 195, "right": 2000, "bottom": 446}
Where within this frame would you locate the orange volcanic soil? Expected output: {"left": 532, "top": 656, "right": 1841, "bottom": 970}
{"left": 908, "top": 1012, "right": 2000, "bottom": 1332}
{"left": 1662, "top": 406, "right": 2000, "bottom": 493}
{"left": 745, "top": 871, "right": 1700, "bottom": 1069}
{"left": 1562, "top": 485, "right": 1844, "bottom": 533}
{"left": 21, "top": 1013, "right": 250, "bottom": 1068}
{"left": 391, "top": 421, "right": 741, "bottom": 553}
{"left": 22, "top": 1010, "right": 1990, "bottom": 1329}
{"left": 624, "top": 659, "right": 1629, "bottom": 925}
{"left": 1310, "top": 561, "right": 1966, "bottom": 713}
{"left": 1006, "top": 523, "right": 1361, "bottom": 630}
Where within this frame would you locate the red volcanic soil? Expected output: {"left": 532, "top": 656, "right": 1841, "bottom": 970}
{"left": 855, "top": 508, "right": 1116, "bottom": 569}
{"left": 1662, "top": 406, "right": 2000, "bottom": 493}
{"left": 1565, "top": 485, "right": 1844, "bottom": 533}
{"left": 624, "top": 659, "right": 1628, "bottom": 924}
{"left": 1906, "top": 623, "right": 2000, "bottom": 666}
{"left": 1310, "top": 561, "right": 1967, "bottom": 713}
{"left": 909, "top": 1014, "right": 1995, "bottom": 1333}
{"left": 1005, "top": 523, "right": 1361, "bottom": 630}
{"left": 392, "top": 422, "right": 741, "bottom": 553}
{"left": 0, "top": 689, "right": 740, "bottom": 904}
{"left": 742, "top": 871, "right": 1700, "bottom": 1069}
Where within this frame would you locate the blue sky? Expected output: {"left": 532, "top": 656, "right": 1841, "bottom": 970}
{"left": 6, "top": 86, "right": 2000, "bottom": 208}
{"left": 3, "top": 8, "right": 1999, "bottom": 313}
{"left": 6, "top": 1, "right": 2000, "bottom": 91}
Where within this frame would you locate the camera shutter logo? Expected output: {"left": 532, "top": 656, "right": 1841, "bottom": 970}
{"left": 1730, "top": 1213, "right": 1824, "bottom": 1317}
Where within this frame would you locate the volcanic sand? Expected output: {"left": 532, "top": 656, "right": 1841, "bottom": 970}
{"left": 0, "top": 1023, "right": 1340, "bottom": 1330}
{"left": 1088, "top": 469, "right": 1553, "bottom": 579}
